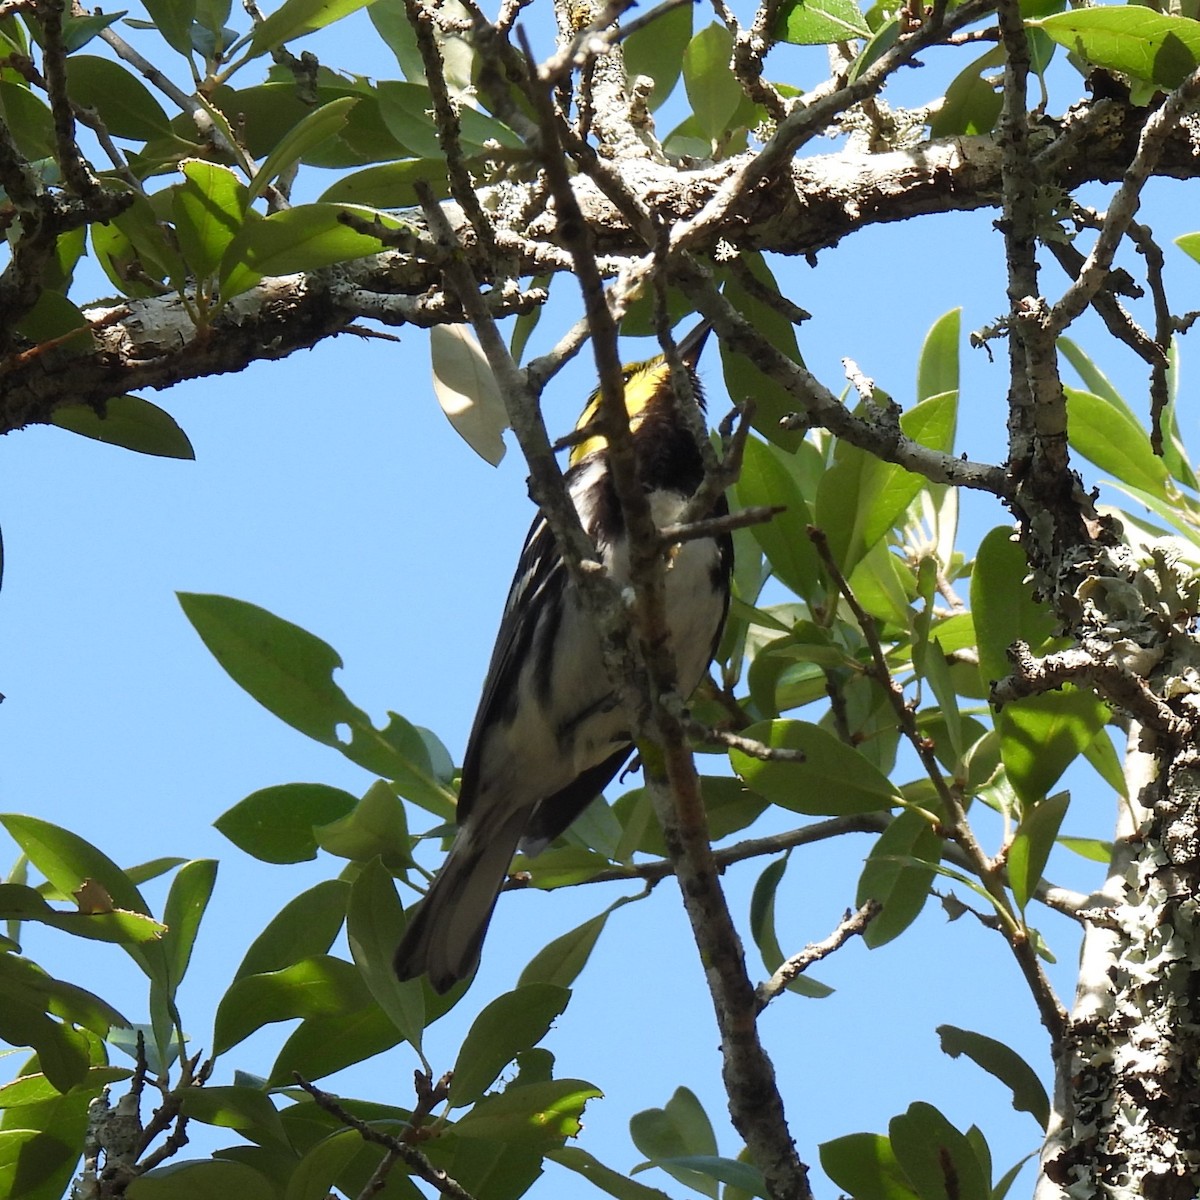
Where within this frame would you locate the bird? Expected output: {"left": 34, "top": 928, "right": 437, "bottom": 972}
{"left": 393, "top": 321, "right": 733, "bottom": 993}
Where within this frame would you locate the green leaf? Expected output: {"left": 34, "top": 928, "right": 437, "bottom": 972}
{"left": 177, "top": 592, "right": 360, "bottom": 746}
{"left": 61, "top": 9, "right": 127, "bottom": 52}
{"left": 998, "top": 692, "right": 1107, "bottom": 808}
{"left": 250, "top": 0, "right": 378, "bottom": 53}
{"left": 1035, "top": 8, "right": 1200, "bottom": 89}
{"left": 313, "top": 781, "right": 413, "bottom": 869}
{"left": 1065, "top": 388, "right": 1170, "bottom": 498}
{"left": 735, "top": 437, "right": 822, "bottom": 605}
{"left": 970, "top": 527, "right": 1055, "bottom": 686}
{"left": 247, "top": 96, "right": 358, "bottom": 205}
{"left": 91, "top": 189, "right": 189, "bottom": 296}
{"left": 219, "top": 203, "right": 406, "bottom": 300}
{"left": 179, "top": 1085, "right": 291, "bottom": 1149}
{"left": 318, "top": 158, "right": 450, "bottom": 206}
{"left": 340, "top": 712, "right": 456, "bottom": 817}
{"left": 347, "top": 858, "right": 425, "bottom": 1050}
{"left": 173, "top": 161, "right": 247, "bottom": 281}
{"left": 549, "top": 1146, "right": 675, "bottom": 1200}
{"left": 993, "top": 1154, "right": 1038, "bottom": 1200}
{"left": 749, "top": 857, "right": 832, "bottom": 998}
{"left": 161, "top": 859, "right": 217, "bottom": 995}
{"left": 212, "top": 955, "right": 368, "bottom": 1056}
{"left": 0, "top": 1069, "right": 123, "bottom": 1199}
{"left": 917, "top": 309, "right": 961, "bottom": 403}
{"left": 856, "top": 811, "right": 942, "bottom": 947}
{"left": 914, "top": 632, "right": 962, "bottom": 762}
{"left": 450, "top": 1079, "right": 602, "bottom": 1148}
{"left": 368, "top": 0, "right": 425, "bottom": 78}
{"left": 927, "top": 51, "right": 1002, "bottom": 137}
{"left": 888, "top": 1102, "right": 990, "bottom": 1200}
{"left": 1, "top": 967, "right": 128, "bottom": 1041}
{"left": 518, "top": 911, "right": 610, "bottom": 990}
{"left": 450, "top": 984, "right": 571, "bottom": 1107}
{"left": 64, "top": 56, "right": 170, "bottom": 139}
{"left": 375, "top": 81, "right": 523, "bottom": 158}
{"left": 15, "top": 291, "right": 92, "bottom": 351}
{"left": 126, "top": 1159, "right": 276, "bottom": 1200}
{"left": 682, "top": 24, "right": 741, "bottom": 143}
{"left": 614, "top": 777, "right": 766, "bottom": 857}
{"left": 510, "top": 276, "right": 550, "bottom": 365}
{"left": 510, "top": 844, "right": 612, "bottom": 888}
{"left": 140, "top": 0, "right": 198, "bottom": 57}
{"left": 0, "top": 816, "right": 151, "bottom": 918}
{"left": 284, "top": 1128, "right": 362, "bottom": 1200}
{"left": 638, "top": 1156, "right": 766, "bottom": 1198}
{"left": 624, "top": 1, "right": 693, "bottom": 111}
{"left": 716, "top": 254, "right": 808, "bottom": 450}
{"left": 51, "top": 396, "right": 195, "bottom": 460}
{"left": 775, "top": 0, "right": 870, "bottom": 45}
{"left": 0, "top": 1128, "right": 76, "bottom": 1200}
{"left": 819, "top": 1132, "right": 921, "bottom": 1200}
{"left": 268, "top": 1005, "right": 403, "bottom": 1087}
{"left": 1058, "top": 836, "right": 1112, "bottom": 864}
{"left": 430, "top": 323, "right": 510, "bottom": 465}
{"left": 936, "top": 1025, "right": 1051, "bottom": 1129}
{"left": 1058, "top": 337, "right": 1135, "bottom": 416}
{"left": 1178, "top": 231, "right": 1200, "bottom": 267}
{"left": 0, "top": 883, "right": 163, "bottom": 944}
{"left": 817, "top": 390, "right": 957, "bottom": 577}
{"left": 215, "top": 782, "right": 358, "bottom": 863}
{"left": 631, "top": 1088, "right": 720, "bottom": 1198}
{"left": 730, "top": 720, "right": 902, "bottom": 815}
{"left": 108, "top": 1024, "right": 180, "bottom": 1076}
{"left": 0, "top": 967, "right": 92, "bottom": 1094}
{"left": 0, "top": 82, "right": 54, "bottom": 160}
{"left": 1008, "top": 791, "right": 1069, "bottom": 911}
{"left": 0, "top": 1065, "right": 128, "bottom": 1109}
{"left": 234, "top": 879, "right": 348, "bottom": 980}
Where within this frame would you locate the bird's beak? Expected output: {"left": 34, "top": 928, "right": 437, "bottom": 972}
{"left": 677, "top": 319, "right": 712, "bottom": 368}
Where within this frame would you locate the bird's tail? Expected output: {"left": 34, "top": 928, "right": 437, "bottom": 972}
{"left": 393, "top": 809, "right": 528, "bottom": 994}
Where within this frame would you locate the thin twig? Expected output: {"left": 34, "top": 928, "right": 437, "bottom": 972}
{"left": 404, "top": 0, "right": 498, "bottom": 261}
{"left": 659, "top": 505, "right": 785, "bottom": 547}
{"left": 38, "top": 0, "right": 103, "bottom": 200}
{"left": 1049, "top": 63, "right": 1200, "bottom": 337}
{"left": 808, "top": 524, "right": 1068, "bottom": 1043}
{"left": 756, "top": 902, "right": 880, "bottom": 1011}
{"left": 295, "top": 1076, "right": 478, "bottom": 1200}
{"left": 687, "top": 720, "right": 807, "bottom": 762}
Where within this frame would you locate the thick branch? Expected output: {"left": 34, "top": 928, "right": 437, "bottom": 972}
{"left": 1, "top": 92, "right": 1192, "bottom": 433}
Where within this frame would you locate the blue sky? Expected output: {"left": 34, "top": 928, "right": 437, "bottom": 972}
{"left": 3, "top": 3, "right": 1200, "bottom": 1196}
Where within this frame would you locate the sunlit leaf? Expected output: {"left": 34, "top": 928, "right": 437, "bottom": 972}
{"left": 250, "top": 0, "right": 379, "bottom": 53}
{"left": 682, "top": 24, "right": 741, "bottom": 143}
{"left": 775, "top": 0, "right": 870, "bottom": 44}
{"left": 450, "top": 984, "right": 571, "bottom": 1107}
{"left": 215, "top": 783, "right": 358, "bottom": 863}
{"left": 820, "top": 1132, "right": 921, "bottom": 1200}
{"left": 347, "top": 858, "right": 425, "bottom": 1050}
{"left": 888, "top": 1102, "right": 990, "bottom": 1200}
{"left": 174, "top": 161, "right": 247, "bottom": 281}
{"left": 430, "top": 324, "right": 509, "bottom": 465}
{"left": 730, "top": 721, "right": 902, "bottom": 815}
{"left": 1065, "top": 388, "right": 1170, "bottom": 498}
{"left": 1035, "top": 8, "right": 1200, "bottom": 89}
{"left": 247, "top": 96, "right": 359, "bottom": 205}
